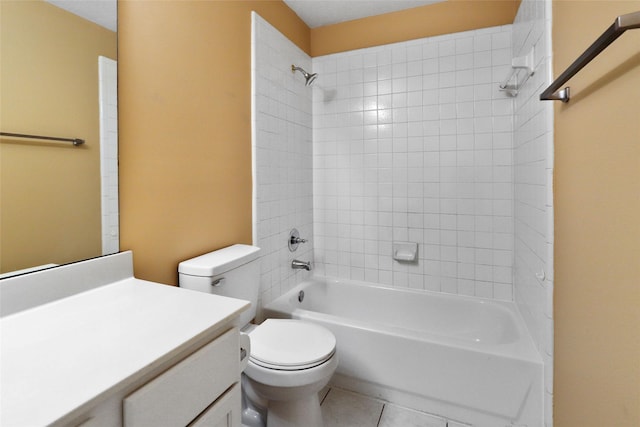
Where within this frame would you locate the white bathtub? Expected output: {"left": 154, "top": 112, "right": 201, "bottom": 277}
{"left": 263, "top": 277, "right": 543, "bottom": 427}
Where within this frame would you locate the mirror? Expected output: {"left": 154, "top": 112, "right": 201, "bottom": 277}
{"left": 0, "top": 0, "right": 117, "bottom": 276}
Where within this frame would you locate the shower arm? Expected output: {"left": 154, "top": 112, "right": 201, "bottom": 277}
{"left": 291, "top": 64, "right": 317, "bottom": 86}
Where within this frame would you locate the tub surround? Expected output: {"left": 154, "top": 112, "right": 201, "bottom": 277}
{"left": 0, "top": 252, "right": 249, "bottom": 426}
{"left": 312, "top": 25, "right": 516, "bottom": 299}
{"left": 252, "top": 14, "right": 546, "bottom": 426}
{"left": 511, "top": 0, "right": 554, "bottom": 425}
{"left": 252, "top": 12, "right": 314, "bottom": 312}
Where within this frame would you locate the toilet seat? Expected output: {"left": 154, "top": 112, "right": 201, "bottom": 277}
{"left": 249, "top": 319, "right": 336, "bottom": 371}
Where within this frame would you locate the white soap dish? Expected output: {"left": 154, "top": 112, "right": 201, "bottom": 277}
{"left": 393, "top": 242, "right": 418, "bottom": 262}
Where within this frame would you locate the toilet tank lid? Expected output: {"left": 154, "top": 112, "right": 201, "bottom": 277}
{"left": 178, "top": 244, "right": 261, "bottom": 277}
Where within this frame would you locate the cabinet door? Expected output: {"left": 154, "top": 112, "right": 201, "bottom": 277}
{"left": 189, "top": 383, "right": 241, "bottom": 427}
{"left": 123, "top": 328, "right": 239, "bottom": 427}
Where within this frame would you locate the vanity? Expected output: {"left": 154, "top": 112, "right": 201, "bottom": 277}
{"left": 0, "top": 252, "right": 249, "bottom": 427}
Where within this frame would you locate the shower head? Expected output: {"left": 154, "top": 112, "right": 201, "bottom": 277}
{"left": 291, "top": 64, "right": 317, "bottom": 86}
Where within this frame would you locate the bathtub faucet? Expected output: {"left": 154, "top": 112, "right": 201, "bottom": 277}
{"left": 292, "top": 259, "right": 312, "bottom": 271}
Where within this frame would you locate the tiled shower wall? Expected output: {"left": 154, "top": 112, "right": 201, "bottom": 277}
{"left": 252, "top": 13, "right": 314, "bottom": 312}
{"left": 511, "top": 0, "right": 554, "bottom": 425}
{"left": 98, "top": 56, "right": 119, "bottom": 255}
{"left": 253, "top": 7, "right": 553, "bottom": 424}
{"left": 312, "top": 26, "right": 516, "bottom": 300}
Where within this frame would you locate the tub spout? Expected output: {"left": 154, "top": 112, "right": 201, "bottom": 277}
{"left": 292, "top": 259, "right": 312, "bottom": 271}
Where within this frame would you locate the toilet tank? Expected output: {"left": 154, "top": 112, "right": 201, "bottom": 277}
{"left": 178, "top": 244, "right": 261, "bottom": 326}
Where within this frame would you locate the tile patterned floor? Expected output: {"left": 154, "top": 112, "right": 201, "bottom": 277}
{"left": 320, "top": 388, "right": 471, "bottom": 427}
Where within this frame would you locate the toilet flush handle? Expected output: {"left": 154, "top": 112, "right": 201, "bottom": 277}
{"left": 211, "top": 277, "right": 225, "bottom": 287}
{"left": 239, "top": 332, "right": 251, "bottom": 373}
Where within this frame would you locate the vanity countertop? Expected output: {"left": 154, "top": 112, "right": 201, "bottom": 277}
{"left": 0, "top": 277, "right": 249, "bottom": 426}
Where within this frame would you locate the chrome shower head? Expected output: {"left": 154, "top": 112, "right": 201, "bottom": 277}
{"left": 291, "top": 64, "right": 317, "bottom": 86}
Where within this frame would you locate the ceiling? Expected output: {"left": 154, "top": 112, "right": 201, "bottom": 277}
{"left": 44, "top": 0, "right": 447, "bottom": 33}
{"left": 45, "top": 0, "right": 117, "bottom": 32}
{"left": 283, "top": 0, "right": 446, "bottom": 28}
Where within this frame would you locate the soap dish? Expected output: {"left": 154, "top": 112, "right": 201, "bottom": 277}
{"left": 393, "top": 242, "right": 418, "bottom": 262}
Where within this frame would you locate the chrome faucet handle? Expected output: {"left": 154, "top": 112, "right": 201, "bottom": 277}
{"left": 288, "top": 228, "right": 307, "bottom": 252}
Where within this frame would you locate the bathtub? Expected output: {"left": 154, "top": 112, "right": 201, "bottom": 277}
{"left": 263, "top": 278, "right": 542, "bottom": 427}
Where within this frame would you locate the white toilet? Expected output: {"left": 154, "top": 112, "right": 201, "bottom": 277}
{"left": 178, "top": 244, "right": 337, "bottom": 427}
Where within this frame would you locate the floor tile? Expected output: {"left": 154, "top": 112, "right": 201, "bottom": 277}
{"left": 378, "top": 403, "right": 447, "bottom": 427}
{"left": 321, "top": 388, "right": 384, "bottom": 427}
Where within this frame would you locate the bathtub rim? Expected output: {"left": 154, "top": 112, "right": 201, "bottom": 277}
{"left": 263, "top": 275, "right": 542, "bottom": 364}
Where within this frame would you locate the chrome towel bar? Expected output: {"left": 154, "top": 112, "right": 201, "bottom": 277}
{"left": 540, "top": 10, "right": 640, "bottom": 102}
{"left": 0, "top": 131, "right": 85, "bottom": 146}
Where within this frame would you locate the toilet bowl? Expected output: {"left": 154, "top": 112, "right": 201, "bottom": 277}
{"left": 178, "top": 245, "right": 337, "bottom": 427}
{"left": 243, "top": 319, "right": 337, "bottom": 427}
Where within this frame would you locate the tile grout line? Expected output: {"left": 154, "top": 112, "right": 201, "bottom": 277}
{"left": 320, "top": 388, "right": 332, "bottom": 406}
{"left": 376, "top": 403, "right": 386, "bottom": 427}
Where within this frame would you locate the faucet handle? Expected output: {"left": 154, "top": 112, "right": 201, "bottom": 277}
{"left": 288, "top": 228, "right": 307, "bottom": 252}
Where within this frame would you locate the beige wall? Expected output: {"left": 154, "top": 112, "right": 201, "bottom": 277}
{"left": 118, "top": 1, "right": 309, "bottom": 285}
{"left": 311, "top": 0, "right": 520, "bottom": 56}
{"left": 553, "top": 1, "right": 640, "bottom": 426}
{"left": 0, "top": 1, "right": 117, "bottom": 273}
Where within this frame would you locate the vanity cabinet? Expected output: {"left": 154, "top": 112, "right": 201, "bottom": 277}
{"left": 123, "top": 328, "right": 240, "bottom": 427}
{"left": 189, "top": 383, "right": 241, "bottom": 427}
{"left": 72, "top": 327, "right": 242, "bottom": 427}
{"left": 0, "top": 252, "right": 249, "bottom": 427}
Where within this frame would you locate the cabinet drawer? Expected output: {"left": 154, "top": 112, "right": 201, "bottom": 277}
{"left": 124, "top": 328, "right": 239, "bottom": 427}
{"left": 189, "top": 383, "right": 240, "bottom": 427}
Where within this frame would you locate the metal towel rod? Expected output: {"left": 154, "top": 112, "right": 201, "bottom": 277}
{"left": 0, "top": 132, "right": 85, "bottom": 146}
{"left": 540, "top": 10, "right": 640, "bottom": 102}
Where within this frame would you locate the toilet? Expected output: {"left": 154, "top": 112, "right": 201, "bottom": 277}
{"left": 178, "top": 244, "right": 337, "bottom": 427}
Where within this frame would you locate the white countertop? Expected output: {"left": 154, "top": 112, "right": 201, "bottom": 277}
{"left": 0, "top": 278, "right": 249, "bottom": 426}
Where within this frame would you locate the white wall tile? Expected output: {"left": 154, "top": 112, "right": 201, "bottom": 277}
{"left": 252, "top": 14, "right": 313, "bottom": 316}
{"left": 511, "top": 0, "right": 554, "bottom": 424}
{"left": 313, "top": 26, "right": 515, "bottom": 299}
{"left": 98, "top": 56, "right": 119, "bottom": 255}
